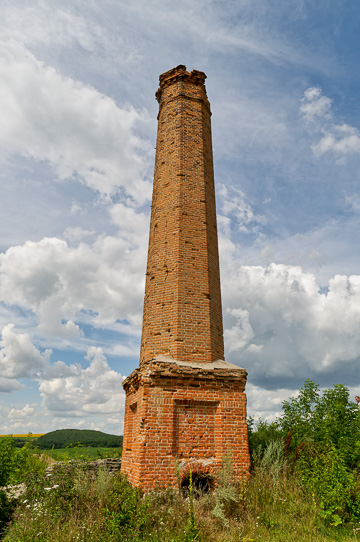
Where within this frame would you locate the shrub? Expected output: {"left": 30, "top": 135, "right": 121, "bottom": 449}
{"left": 295, "top": 441, "right": 360, "bottom": 526}
{"left": 0, "top": 437, "right": 14, "bottom": 487}
{"left": 0, "top": 435, "right": 46, "bottom": 487}
{"left": 102, "top": 473, "right": 150, "bottom": 540}
{"left": 280, "top": 380, "right": 360, "bottom": 469}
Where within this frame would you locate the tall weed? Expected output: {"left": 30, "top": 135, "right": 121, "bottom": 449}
{"left": 211, "top": 453, "right": 241, "bottom": 528}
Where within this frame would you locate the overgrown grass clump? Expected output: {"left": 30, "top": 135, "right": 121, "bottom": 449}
{"left": 2, "top": 380, "right": 360, "bottom": 541}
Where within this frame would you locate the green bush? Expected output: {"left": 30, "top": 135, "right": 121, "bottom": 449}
{"left": 0, "top": 435, "right": 46, "bottom": 487}
{"left": 295, "top": 441, "right": 360, "bottom": 526}
{"left": 102, "top": 473, "right": 150, "bottom": 540}
{"left": 211, "top": 453, "right": 241, "bottom": 528}
{"left": 281, "top": 380, "right": 360, "bottom": 468}
{"left": 183, "top": 470, "right": 199, "bottom": 541}
{"left": 0, "top": 437, "right": 14, "bottom": 487}
{"left": 279, "top": 380, "right": 360, "bottom": 526}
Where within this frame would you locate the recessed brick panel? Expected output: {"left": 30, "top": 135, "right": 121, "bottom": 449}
{"left": 173, "top": 399, "right": 218, "bottom": 459}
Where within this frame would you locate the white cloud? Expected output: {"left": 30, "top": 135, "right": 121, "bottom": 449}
{"left": 0, "top": 378, "right": 24, "bottom": 393}
{"left": 0, "top": 323, "right": 78, "bottom": 392}
{"left": 63, "top": 227, "right": 95, "bottom": 244}
{"left": 0, "top": 323, "right": 48, "bottom": 379}
{"left": 0, "top": 40, "right": 152, "bottom": 203}
{"left": 1, "top": 2, "right": 101, "bottom": 52}
{"left": 8, "top": 404, "right": 34, "bottom": 420}
{"left": 223, "top": 264, "right": 360, "bottom": 388}
{"left": 0, "top": 233, "right": 146, "bottom": 336}
{"left": 300, "top": 87, "right": 360, "bottom": 158}
{"left": 8, "top": 235, "right": 360, "bottom": 397}
{"left": 218, "top": 184, "right": 266, "bottom": 234}
{"left": 313, "top": 124, "right": 360, "bottom": 156}
{"left": 110, "top": 203, "right": 149, "bottom": 235}
{"left": 0, "top": 323, "right": 125, "bottom": 427}
{"left": 299, "top": 87, "right": 332, "bottom": 122}
{"left": 38, "top": 347, "right": 125, "bottom": 418}
{"left": 246, "top": 383, "right": 298, "bottom": 422}
{"left": 225, "top": 308, "right": 255, "bottom": 352}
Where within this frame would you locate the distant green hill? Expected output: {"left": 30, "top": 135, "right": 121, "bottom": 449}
{"left": 36, "top": 429, "right": 123, "bottom": 449}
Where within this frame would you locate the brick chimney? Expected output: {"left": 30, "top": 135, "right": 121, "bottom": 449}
{"left": 121, "top": 66, "right": 250, "bottom": 490}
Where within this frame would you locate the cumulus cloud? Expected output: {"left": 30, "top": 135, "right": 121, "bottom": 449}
{"left": 0, "top": 323, "right": 125, "bottom": 425}
{"left": 225, "top": 308, "right": 255, "bottom": 352}
{"left": 300, "top": 87, "right": 360, "bottom": 157}
{"left": 63, "top": 227, "right": 96, "bottom": 244}
{"left": 8, "top": 404, "right": 34, "bottom": 420}
{"left": 0, "top": 323, "right": 79, "bottom": 382}
{"left": 0, "top": 323, "right": 48, "bottom": 379}
{"left": 38, "top": 347, "right": 125, "bottom": 418}
{"left": 0, "top": 231, "right": 147, "bottom": 336}
{"left": 0, "top": 40, "right": 152, "bottom": 203}
{"left": 223, "top": 264, "right": 360, "bottom": 389}
{"left": 0, "top": 378, "right": 24, "bottom": 393}
{"left": 246, "top": 383, "right": 298, "bottom": 422}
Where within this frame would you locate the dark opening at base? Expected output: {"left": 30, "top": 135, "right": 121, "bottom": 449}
{"left": 181, "top": 472, "right": 215, "bottom": 494}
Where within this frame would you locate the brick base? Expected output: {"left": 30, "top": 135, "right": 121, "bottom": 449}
{"left": 121, "top": 356, "right": 250, "bottom": 490}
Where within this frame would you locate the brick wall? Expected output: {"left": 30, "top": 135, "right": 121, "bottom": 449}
{"left": 121, "top": 359, "right": 250, "bottom": 490}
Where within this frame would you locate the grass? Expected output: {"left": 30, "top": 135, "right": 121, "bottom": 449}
{"left": 2, "top": 449, "right": 360, "bottom": 541}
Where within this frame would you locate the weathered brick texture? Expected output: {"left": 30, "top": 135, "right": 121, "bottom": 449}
{"left": 121, "top": 66, "right": 250, "bottom": 490}
{"left": 141, "top": 64, "right": 223, "bottom": 364}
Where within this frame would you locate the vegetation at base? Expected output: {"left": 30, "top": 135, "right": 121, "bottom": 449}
{"left": 249, "top": 379, "right": 360, "bottom": 528}
{"left": 2, "top": 380, "right": 360, "bottom": 540}
{"left": 0, "top": 436, "right": 46, "bottom": 537}
{"left": 0, "top": 437, "right": 46, "bottom": 487}
{"left": 36, "top": 429, "right": 123, "bottom": 449}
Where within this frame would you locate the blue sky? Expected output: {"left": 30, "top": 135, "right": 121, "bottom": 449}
{"left": 1, "top": 0, "right": 360, "bottom": 435}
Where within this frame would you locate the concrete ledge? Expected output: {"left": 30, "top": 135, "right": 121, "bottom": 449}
{"left": 154, "top": 354, "right": 245, "bottom": 371}
{"left": 122, "top": 355, "right": 247, "bottom": 390}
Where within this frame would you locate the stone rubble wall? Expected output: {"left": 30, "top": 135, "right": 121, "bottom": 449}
{"left": 1, "top": 458, "right": 122, "bottom": 501}
{"left": 45, "top": 457, "right": 122, "bottom": 477}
